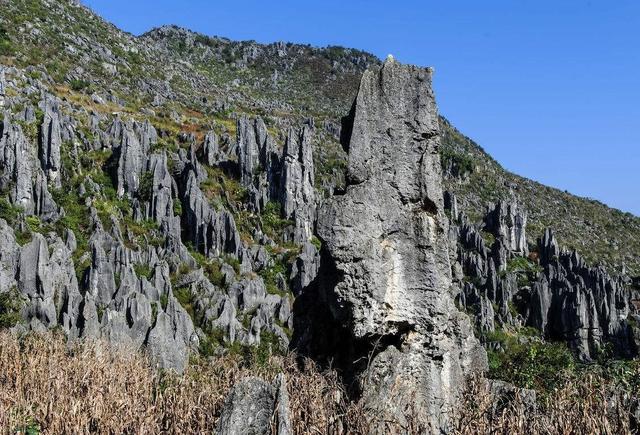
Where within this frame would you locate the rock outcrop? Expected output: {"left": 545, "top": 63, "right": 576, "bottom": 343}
{"left": 448, "top": 193, "right": 638, "bottom": 360}
{"left": 280, "top": 125, "right": 315, "bottom": 243}
{"left": 39, "top": 96, "right": 63, "bottom": 188}
{"left": 216, "top": 376, "right": 291, "bottom": 435}
{"left": 301, "top": 58, "right": 486, "bottom": 432}
{"left": 484, "top": 200, "right": 528, "bottom": 255}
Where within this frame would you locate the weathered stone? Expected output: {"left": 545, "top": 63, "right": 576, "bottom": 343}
{"left": 0, "top": 219, "right": 19, "bottom": 293}
{"left": 39, "top": 96, "right": 62, "bottom": 188}
{"left": 309, "top": 58, "right": 486, "bottom": 431}
{"left": 146, "top": 294, "right": 196, "bottom": 373}
{"left": 0, "top": 118, "right": 35, "bottom": 214}
{"left": 217, "top": 377, "right": 275, "bottom": 435}
{"left": 280, "top": 126, "right": 315, "bottom": 242}
{"left": 182, "top": 170, "right": 242, "bottom": 258}
{"left": 484, "top": 200, "right": 528, "bottom": 255}
{"left": 0, "top": 67, "right": 5, "bottom": 107}
{"left": 33, "top": 169, "right": 59, "bottom": 221}
{"left": 201, "top": 130, "right": 224, "bottom": 166}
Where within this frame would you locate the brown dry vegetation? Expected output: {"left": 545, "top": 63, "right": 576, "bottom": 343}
{"left": 0, "top": 331, "right": 373, "bottom": 434}
{"left": 455, "top": 374, "right": 639, "bottom": 435}
{"left": 0, "top": 331, "right": 638, "bottom": 434}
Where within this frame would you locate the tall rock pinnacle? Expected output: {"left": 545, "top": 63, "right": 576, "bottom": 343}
{"left": 314, "top": 58, "right": 486, "bottom": 431}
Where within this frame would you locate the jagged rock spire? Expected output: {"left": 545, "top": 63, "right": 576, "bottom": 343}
{"left": 280, "top": 124, "right": 315, "bottom": 242}
{"left": 39, "top": 96, "right": 63, "bottom": 188}
{"left": 312, "top": 58, "right": 486, "bottom": 431}
{"left": 484, "top": 200, "right": 528, "bottom": 255}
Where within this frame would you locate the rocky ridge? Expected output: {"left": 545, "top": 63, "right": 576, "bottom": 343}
{"left": 0, "top": 0, "right": 638, "bottom": 432}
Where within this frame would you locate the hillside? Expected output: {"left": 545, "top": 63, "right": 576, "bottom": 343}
{"left": 1, "top": 0, "right": 637, "bottom": 278}
{"left": 0, "top": 0, "right": 639, "bottom": 432}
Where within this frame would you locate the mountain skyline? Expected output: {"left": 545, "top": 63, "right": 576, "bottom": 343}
{"left": 83, "top": 0, "right": 640, "bottom": 216}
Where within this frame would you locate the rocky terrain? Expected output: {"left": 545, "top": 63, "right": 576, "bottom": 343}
{"left": 0, "top": 0, "right": 638, "bottom": 433}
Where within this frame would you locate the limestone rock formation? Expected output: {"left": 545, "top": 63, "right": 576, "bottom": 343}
{"left": 236, "top": 116, "right": 281, "bottom": 212}
{"left": 280, "top": 125, "right": 315, "bottom": 242}
{"left": 216, "top": 376, "right": 291, "bottom": 435}
{"left": 39, "top": 96, "right": 63, "bottom": 188}
{"left": 0, "top": 67, "right": 5, "bottom": 107}
{"left": 449, "top": 196, "right": 638, "bottom": 360}
{"left": 484, "top": 200, "right": 528, "bottom": 255}
{"left": 309, "top": 58, "right": 486, "bottom": 431}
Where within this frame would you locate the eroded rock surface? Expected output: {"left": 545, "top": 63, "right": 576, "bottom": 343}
{"left": 303, "top": 58, "right": 486, "bottom": 432}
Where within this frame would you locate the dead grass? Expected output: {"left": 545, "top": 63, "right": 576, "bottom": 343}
{"left": 454, "top": 373, "right": 639, "bottom": 435}
{"left": 0, "top": 331, "right": 372, "bottom": 434}
{"left": 1, "top": 331, "right": 637, "bottom": 434}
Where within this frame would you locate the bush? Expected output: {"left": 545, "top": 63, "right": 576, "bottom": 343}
{"left": 69, "top": 79, "right": 90, "bottom": 92}
{"left": 0, "top": 25, "right": 15, "bottom": 57}
{"left": 485, "top": 328, "right": 575, "bottom": 393}
{"left": 0, "top": 197, "right": 21, "bottom": 225}
{"left": 133, "top": 263, "right": 153, "bottom": 280}
{"left": 441, "top": 148, "right": 475, "bottom": 178}
{"left": 137, "top": 171, "right": 154, "bottom": 202}
{"left": 261, "top": 201, "right": 293, "bottom": 241}
{"left": 0, "top": 288, "right": 23, "bottom": 328}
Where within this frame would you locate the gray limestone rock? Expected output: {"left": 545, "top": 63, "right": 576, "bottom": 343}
{"left": 111, "top": 118, "right": 156, "bottom": 197}
{"left": 0, "top": 67, "right": 5, "bottom": 107}
{"left": 235, "top": 116, "right": 281, "bottom": 212}
{"left": 484, "top": 200, "right": 528, "bottom": 255}
{"left": 0, "top": 118, "right": 35, "bottom": 214}
{"left": 39, "top": 97, "right": 63, "bottom": 188}
{"left": 0, "top": 219, "right": 19, "bottom": 293}
{"left": 314, "top": 58, "right": 486, "bottom": 431}
{"left": 33, "top": 169, "right": 59, "bottom": 222}
{"left": 146, "top": 295, "right": 196, "bottom": 373}
{"left": 280, "top": 126, "right": 315, "bottom": 242}
{"left": 216, "top": 377, "right": 275, "bottom": 435}
{"left": 201, "top": 130, "right": 224, "bottom": 166}
{"left": 290, "top": 241, "right": 319, "bottom": 296}
{"left": 182, "top": 170, "right": 242, "bottom": 259}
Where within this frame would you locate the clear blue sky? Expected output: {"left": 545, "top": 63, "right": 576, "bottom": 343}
{"left": 84, "top": 0, "right": 640, "bottom": 216}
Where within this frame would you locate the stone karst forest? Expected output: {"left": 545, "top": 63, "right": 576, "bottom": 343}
{"left": 0, "top": 1, "right": 638, "bottom": 434}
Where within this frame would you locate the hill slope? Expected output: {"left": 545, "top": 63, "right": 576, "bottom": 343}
{"left": 1, "top": 0, "right": 637, "bottom": 280}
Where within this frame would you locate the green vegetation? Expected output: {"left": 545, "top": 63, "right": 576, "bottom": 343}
{"left": 199, "top": 326, "right": 285, "bottom": 369}
{"left": 138, "top": 171, "right": 154, "bottom": 202}
{"left": 0, "top": 288, "right": 24, "bottom": 328}
{"left": 0, "top": 197, "right": 22, "bottom": 225}
{"left": 133, "top": 263, "right": 154, "bottom": 280}
{"left": 261, "top": 201, "right": 293, "bottom": 241}
{"left": 185, "top": 248, "right": 227, "bottom": 289}
{"left": 310, "top": 236, "right": 322, "bottom": 251}
{"left": 69, "top": 79, "right": 90, "bottom": 92}
{"left": 259, "top": 261, "right": 288, "bottom": 297}
{"left": 441, "top": 148, "right": 475, "bottom": 178}
{"left": 0, "top": 24, "right": 15, "bottom": 56}
{"left": 503, "top": 255, "right": 543, "bottom": 286}
{"left": 484, "top": 328, "right": 576, "bottom": 393}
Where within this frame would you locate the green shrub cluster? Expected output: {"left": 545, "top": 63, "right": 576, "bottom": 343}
{"left": 485, "top": 328, "right": 576, "bottom": 393}
{"left": 261, "top": 201, "right": 293, "bottom": 241}
{"left": 0, "top": 287, "right": 24, "bottom": 328}
{"left": 441, "top": 148, "right": 475, "bottom": 178}
{"left": 0, "top": 25, "right": 15, "bottom": 56}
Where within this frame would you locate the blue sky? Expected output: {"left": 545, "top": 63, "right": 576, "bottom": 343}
{"left": 84, "top": 0, "right": 640, "bottom": 216}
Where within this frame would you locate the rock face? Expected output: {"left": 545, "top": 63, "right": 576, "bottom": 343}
{"left": 39, "top": 97, "right": 63, "bottom": 188}
{"left": 448, "top": 192, "right": 638, "bottom": 361}
{"left": 307, "top": 58, "right": 486, "bottom": 431}
{"left": 484, "top": 200, "right": 528, "bottom": 255}
{"left": 216, "top": 376, "right": 291, "bottom": 435}
{"left": 280, "top": 125, "right": 315, "bottom": 243}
